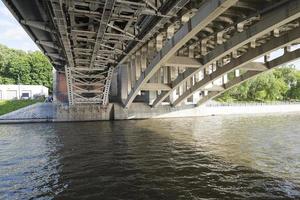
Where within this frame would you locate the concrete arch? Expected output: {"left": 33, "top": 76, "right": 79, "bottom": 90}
{"left": 196, "top": 49, "right": 300, "bottom": 106}
{"left": 124, "top": 0, "right": 238, "bottom": 108}
{"left": 152, "top": 0, "right": 300, "bottom": 107}
{"left": 172, "top": 26, "right": 300, "bottom": 106}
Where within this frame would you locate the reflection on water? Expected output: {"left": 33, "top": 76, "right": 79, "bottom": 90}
{"left": 0, "top": 114, "right": 299, "bottom": 199}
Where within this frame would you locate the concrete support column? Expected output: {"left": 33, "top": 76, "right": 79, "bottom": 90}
{"left": 148, "top": 41, "right": 156, "bottom": 105}
{"left": 167, "top": 25, "right": 175, "bottom": 39}
{"left": 223, "top": 73, "right": 228, "bottom": 84}
{"left": 135, "top": 52, "right": 142, "bottom": 96}
{"left": 264, "top": 54, "right": 270, "bottom": 63}
{"left": 285, "top": 45, "right": 292, "bottom": 53}
{"left": 163, "top": 67, "right": 168, "bottom": 84}
{"left": 157, "top": 69, "right": 162, "bottom": 95}
{"left": 119, "top": 64, "right": 128, "bottom": 102}
{"left": 156, "top": 34, "right": 163, "bottom": 52}
{"left": 235, "top": 69, "right": 240, "bottom": 77}
{"left": 127, "top": 63, "right": 132, "bottom": 94}
{"left": 141, "top": 46, "right": 147, "bottom": 72}
{"left": 156, "top": 34, "right": 163, "bottom": 95}
{"left": 188, "top": 46, "right": 194, "bottom": 91}
{"left": 199, "top": 69, "right": 204, "bottom": 80}
{"left": 169, "top": 67, "right": 177, "bottom": 104}
{"left": 147, "top": 40, "right": 155, "bottom": 61}
{"left": 135, "top": 51, "right": 141, "bottom": 80}
{"left": 179, "top": 67, "right": 185, "bottom": 97}
{"left": 130, "top": 55, "right": 136, "bottom": 86}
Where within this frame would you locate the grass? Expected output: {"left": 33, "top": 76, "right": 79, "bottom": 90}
{"left": 0, "top": 99, "right": 42, "bottom": 116}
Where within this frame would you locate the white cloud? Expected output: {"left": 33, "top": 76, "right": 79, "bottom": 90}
{"left": 0, "top": 5, "right": 11, "bottom": 18}
{"left": 1, "top": 27, "right": 28, "bottom": 40}
{"left": 0, "top": 19, "right": 14, "bottom": 27}
{"left": 0, "top": 1, "right": 38, "bottom": 51}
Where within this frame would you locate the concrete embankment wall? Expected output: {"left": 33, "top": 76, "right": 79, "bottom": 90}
{"left": 153, "top": 103, "right": 300, "bottom": 118}
{"left": 114, "top": 103, "right": 300, "bottom": 120}
{"left": 1, "top": 102, "right": 300, "bottom": 123}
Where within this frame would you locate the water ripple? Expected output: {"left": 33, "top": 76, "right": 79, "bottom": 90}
{"left": 0, "top": 114, "right": 299, "bottom": 199}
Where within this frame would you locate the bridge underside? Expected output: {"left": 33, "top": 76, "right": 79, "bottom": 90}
{"left": 3, "top": 0, "right": 300, "bottom": 111}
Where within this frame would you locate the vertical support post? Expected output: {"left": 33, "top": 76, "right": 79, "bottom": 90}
{"left": 103, "top": 67, "right": 114, "bottom": 106}
{"left": 141, "top": 46, "right": 147, "bottom": 72}
{"left": 235, "top": 69, "right": 240, "bottom": 77}
{"left": 156, "top": 34, "right": 163, "bottom": 95}
{"left": 135, "top": 51, "right": 141, "bottom": 80}
{"left": 223, "top": 74, "right": 228, "bottom": 84}
{"left": 169, "top": 66, "right": 177, "bottom": 104}
{"left": 148, "top": 41, "right": 156, "bottom": 105}
{"left": 65, "top": 65, "right": 74, "bottom": 105}
{"left": 127, "top": 62, "right": 132, "bottom": 95}
{"left": 131, "top": 55, "right": 136, "bottom": 86}
{"left": 119, "top": 65, "right": 128, "bottom": 102}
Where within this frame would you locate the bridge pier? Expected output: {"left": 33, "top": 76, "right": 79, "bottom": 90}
{"left": 53, "top": 71, "right": 68, "bottom": 103}
{"left": 55, "top": 104, "right": 114, "bottom": 121}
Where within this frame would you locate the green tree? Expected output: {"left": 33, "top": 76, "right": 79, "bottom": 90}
{"left": 247, "top": 72, "right": 288, "bottom": 101}
{"left": 28, "top": 51, "right": 53, "bottom": 90}
{"left": 216, "top": 65, "right": 300, "bottom": 102}
{"left": 288, "top": 71, "right": 300, "bottom": 100}
{"left": 0, "top": 44, "right": 53, "bottom": 91}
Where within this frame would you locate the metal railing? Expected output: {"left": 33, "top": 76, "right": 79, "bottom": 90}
{"left": 205, "top": 101, "right": 300, "bottom": 107}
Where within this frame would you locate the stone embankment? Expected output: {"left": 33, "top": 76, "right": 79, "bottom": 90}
{"left": 155, "top": 102, "right": 300, "bottom": 118}
{"left": 1, "top": 102, "right": 300, "bottom": 123}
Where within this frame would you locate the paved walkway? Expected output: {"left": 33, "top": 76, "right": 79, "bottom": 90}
{"left": 0, "top": 103, "right": 55, "bottom": 121}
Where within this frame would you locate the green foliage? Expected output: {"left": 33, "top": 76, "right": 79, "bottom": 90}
{"left": 0, "top": 99, "right": 41, "bottom": 116}
{"left": 288, "top": 70, "right": 300, "bottom": 100}
{"left": 216, "top": 65, "right": 300, "bottom": 102}
{"left": 0, "top": 44, "right": 53, "bottom": 91}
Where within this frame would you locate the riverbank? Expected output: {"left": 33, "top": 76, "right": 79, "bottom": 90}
{"left": 0, "top": 100, "right": 42, "bottom": 116}
{"left": 0, "top": 103, "right": 55, "bottom": 123}
{"left": 155, "top": 102, "right": 300, "bottom": 118}
{"left": 1, "top": 102, "right": 300, "bottom": 123}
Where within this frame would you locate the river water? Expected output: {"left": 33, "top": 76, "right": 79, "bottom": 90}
{"left": 0, "top": 113, "right": 299, "bottom": 199}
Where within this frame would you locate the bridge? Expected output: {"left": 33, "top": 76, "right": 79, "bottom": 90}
{"left": 2, "top": 0, "right": 300, "bottom": 120}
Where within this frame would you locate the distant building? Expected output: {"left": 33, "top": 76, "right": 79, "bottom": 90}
{"left": 0, "top": 85, "right": 48, "bottom": 100}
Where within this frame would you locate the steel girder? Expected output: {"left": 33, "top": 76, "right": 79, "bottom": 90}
{"left": 3, "top": 0, "right": 190, "bottom": 106}
{"left": 124, "top": 0, "right": 239, "bottom": 108}
{"left": 121, "top": 0, "right": 300, "bottom": 108}
{"left": 47, "top": 0, "right": 189, "bottom": 105}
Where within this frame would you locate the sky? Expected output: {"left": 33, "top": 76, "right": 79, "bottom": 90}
{"left": 0, "top": 1, "right": 299, "bottom": 68}
{"left": 0, "top": 1, "right": 39, "bottom": 51}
